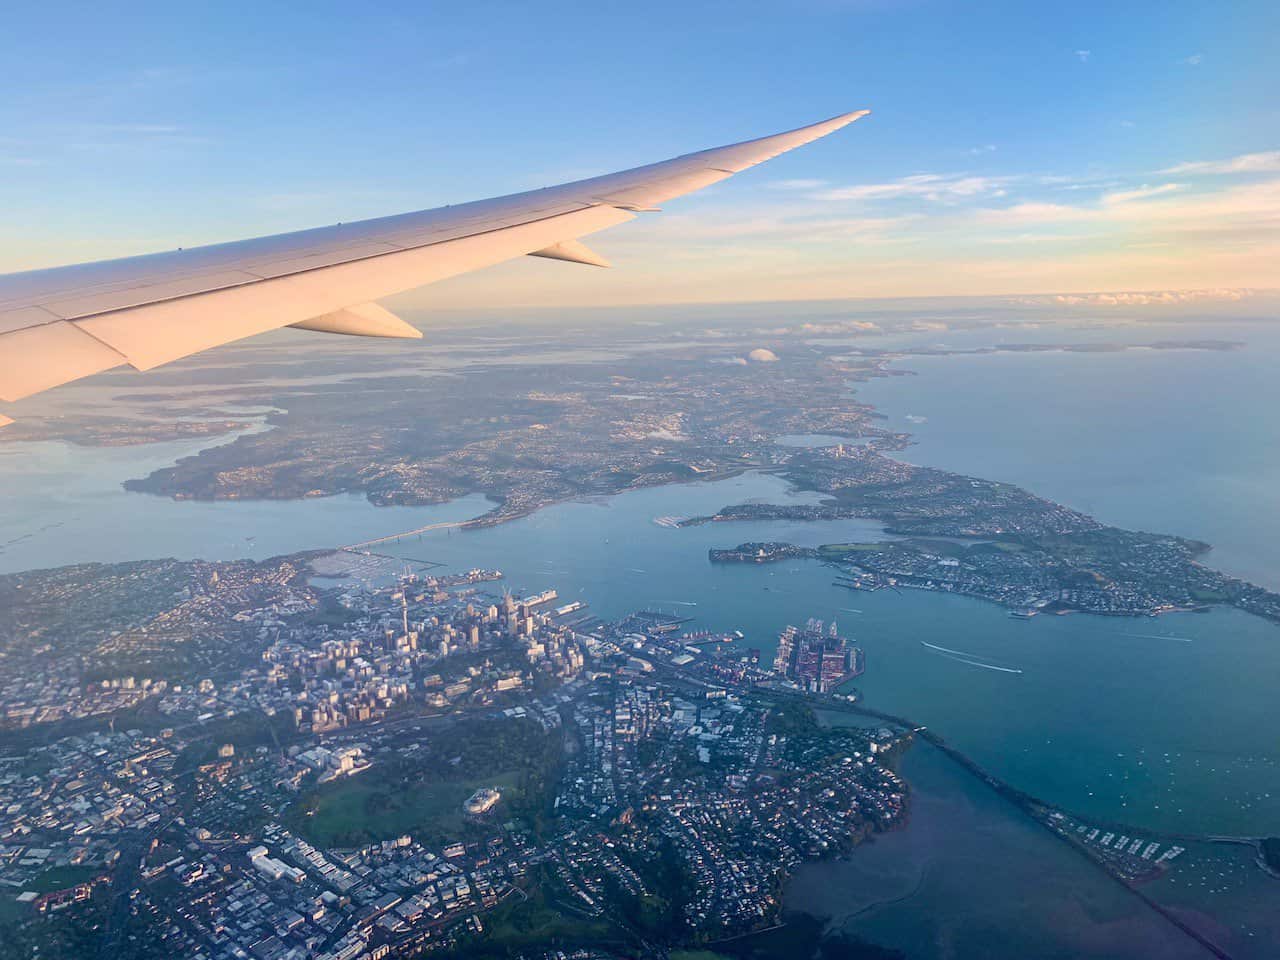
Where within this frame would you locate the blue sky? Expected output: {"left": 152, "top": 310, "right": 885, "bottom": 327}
{"left": 1, "top": 0, "right": 1276, "bottom": 305}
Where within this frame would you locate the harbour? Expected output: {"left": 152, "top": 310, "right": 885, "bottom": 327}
{"left": 4, "top": 441, "right": 1280, "bottom": 837}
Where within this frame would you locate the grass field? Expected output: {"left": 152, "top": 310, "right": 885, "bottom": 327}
{"left": 0, "top": 864, "right": 104, "bottom": 926}
{"left": 23, "top": 865, "right": 103, "bottom": 893}
{"left": 473, "top": 868, "right": 619, "bottom": 955}
{"left": 288, "top": 716, "right": 561, "bottom": 849}
{"left": 295, "top": 768, "right": 524, "bottom": 848}
{"left": 818, "top": 542, "right": 883, "bottom": 556}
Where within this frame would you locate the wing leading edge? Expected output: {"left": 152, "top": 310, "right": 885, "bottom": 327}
{"left": 0, "top": 109, "right": 869, "bottom": 420}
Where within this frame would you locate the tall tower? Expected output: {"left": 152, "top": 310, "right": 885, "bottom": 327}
{"left": 502, "top": 589, "right": 518, "bottom": 636}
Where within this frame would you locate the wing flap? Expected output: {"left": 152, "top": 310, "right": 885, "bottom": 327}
{"left": 0, "top": 305, "right": 62, "bottom": 336}
{"left": 0, "top": 321, "right": 126, "bottom": 403}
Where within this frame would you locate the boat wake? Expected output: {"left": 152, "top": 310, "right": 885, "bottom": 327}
{"left": 1122, "top": 632, "right": 1193, "bottom": 643}
{"left": 921, "top": 640, "right": 1024, "bottom": 675}
{"left": 920, "top": 640, "right": 985, "bottom": 658}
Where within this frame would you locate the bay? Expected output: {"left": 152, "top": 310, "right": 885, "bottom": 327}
{"left": 0, "top": 434, "right": 490, "bottom": 574}
{"left": 785, "top": 740, "right": 1217, "bottom": 960}
{"left": 855, "top": 320, "right": 1280, "bottom": 591}
{"left": 6, "top": 321, "right": 1280, "bottom": 956}
{"left": 372, "top": 487, "right": 1280, "bottom": 838}
{"left": 4, "top": 432, "right": 1280, "bottom": 836}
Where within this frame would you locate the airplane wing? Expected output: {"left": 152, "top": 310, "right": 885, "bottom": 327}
{"left": 0, "top": 109, "right": 869, "bottom": 424}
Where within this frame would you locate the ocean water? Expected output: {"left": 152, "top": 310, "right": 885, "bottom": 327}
{"left": 785, "top": 740, "right": 1219, "bottom": 960}
{"left": 3, "top": 412, "right": 1280, "bottom": 836}
{"left": 371, "top": 499, "right": 1280, "bottom": 838}
{"left": 0, "top": 434, "right": 491, "bottom": 574}
{"left": 856, "top": 319, "right": 1280, "bottom": 590}
{"left": 5, "top": 318, "right": 1280, "bottom": 955}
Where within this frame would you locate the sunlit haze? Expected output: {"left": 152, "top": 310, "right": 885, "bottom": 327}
{"left": 2, "top": 1, "right": 1276, "bottom": 306}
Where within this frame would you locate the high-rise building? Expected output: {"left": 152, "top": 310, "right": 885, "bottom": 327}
{"left": 772, "top": 621, "right": 863, "bottom": 693}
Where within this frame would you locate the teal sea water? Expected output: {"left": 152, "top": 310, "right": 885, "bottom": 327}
{"left": 4, "top": 318, "right": 1280, "bottom": 955}
{"left": 0, "top": 435, "right": 490, "bottom": 573}
{"left": 369, "top": 489, "right": 1280, "bottom": 839}
{"left": 856, "top": 319, "right": 1280, "bottom": 591}
{"left": 785, "top": 739, "right": 1219, "bottom": 960}
{"left": 3, "top": 438, "right": 1276, "bottom": 838}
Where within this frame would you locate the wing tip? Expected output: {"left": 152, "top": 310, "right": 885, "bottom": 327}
{"left": 748, "top": 108, "right": 871, "bottom": 157}
{"left": 824, "top": 109, "right": 872, "bottom": 131}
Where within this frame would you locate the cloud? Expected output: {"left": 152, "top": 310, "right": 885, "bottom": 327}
{"left": 979, "top": 201, "right": 1087, "bottom": 224}
{"left": 390, "top": 155, "right": 1280, "bottom": 309}
{"left": 616, "top": 212, "right": 917, "bottom": 245}
{"left": 747, "top": 348, "right": 779, "bottom": 363}
{"left": 978, "top": 176, "right": 1280, "bottom": 240}
{"left": 1074, "top": 49, "right": 1091, "bottom": 63}
{"left": 770, "top": 178, "right": 828, "bottom": 190}
{"left": 1034, "top": 174, "right": 1125, "bottom": 194}
{"left": 1181, "top": 53, "right": 1203, "bottom": 66}
{"left": 1161, "top": 151, "right": 1280, "bottom": 175}
{"left": 803, "top": 320, "right": 879, "bottom": 333}
{"left": 771, "top": 320, "right": 883, "bottom": 336}
{"left": 818, "top": 173, "right": 1007, "bottom": 203}
{"left": 1102, "top": 182, "right": 1181, "bottom": 204}
{"left": 1011, "top": 288, "right": 1253, "bottom": 307}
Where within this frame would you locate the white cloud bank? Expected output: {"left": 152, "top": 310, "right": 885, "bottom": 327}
{"left": 1011, "top": 288, "right": 1255, "bottom": 307}
{"left": 1161, "top": 151, "right": 1280, "bottom": 176}
{"left": 819, "top": 174, "right": 1007, "bottom": 203}
{"left": 1102, "top": 183, "right": 1181, "bottom": 204}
